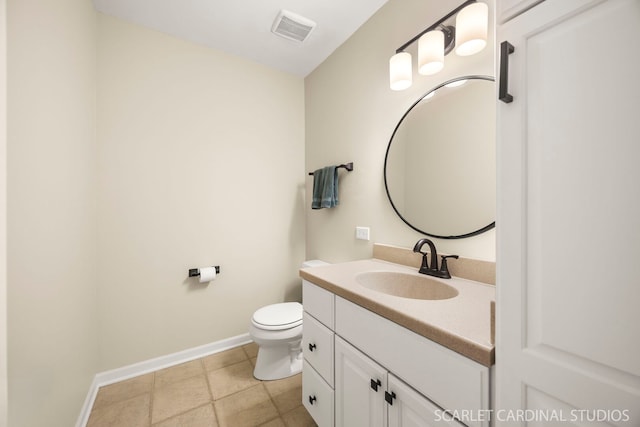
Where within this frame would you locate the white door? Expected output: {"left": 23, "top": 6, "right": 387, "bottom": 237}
{"left": 497, "top": 0, "right": 640, "bottom": 425}
{"left": 387, "top": 374, "right": 465, "bottom": 427}
{"left": 334, "top": 335, "right": 386, "bottom": 427}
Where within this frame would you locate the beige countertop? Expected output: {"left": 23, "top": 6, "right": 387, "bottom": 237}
{"left": 300, "top": 258, "right": 495, "bottom": 367}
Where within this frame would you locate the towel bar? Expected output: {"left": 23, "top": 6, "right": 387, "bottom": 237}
{"left": 308, "top": 162, "right": 353, "bottom": 176}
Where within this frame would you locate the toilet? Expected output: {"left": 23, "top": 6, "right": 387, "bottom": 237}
{"left": 249, "top": 260, "right": 329, "bottom": 380}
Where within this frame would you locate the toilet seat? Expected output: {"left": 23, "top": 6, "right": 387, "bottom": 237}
{"left": 252, "top": 302, "right": 302, "bottom": 331}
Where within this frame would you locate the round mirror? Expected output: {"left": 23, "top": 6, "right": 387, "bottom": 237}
{"left": 384, "top": 75, "right": 495, "bottom": 239}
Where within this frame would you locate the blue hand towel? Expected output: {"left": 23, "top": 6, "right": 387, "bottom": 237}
{"left": 312, "top": 166, "right": 339, "bottom": 209}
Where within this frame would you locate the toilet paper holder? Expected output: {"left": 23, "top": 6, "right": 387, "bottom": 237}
{"left": 188, "top": 266, "right": 220, "bottom": 277}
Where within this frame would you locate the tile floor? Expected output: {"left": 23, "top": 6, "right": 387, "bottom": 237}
{"left": 87, "top": 343, "right": 316, "bottom": 427}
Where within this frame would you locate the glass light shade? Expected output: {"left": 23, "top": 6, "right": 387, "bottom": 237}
{"left": 455, "top": 2, "right": 488, "bottom": 56}
{"left": 389, "top": 52, "right": 412, "bottom": 91}
{"left": 418, "top": 30, "right": 444, "bottom": 76}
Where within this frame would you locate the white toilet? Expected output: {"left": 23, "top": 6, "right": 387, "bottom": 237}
{"left": 249, "top": 260, "right": 328, "bottom": 380}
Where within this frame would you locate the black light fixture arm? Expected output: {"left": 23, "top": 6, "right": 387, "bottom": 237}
{"left": 394, "top": 0, "right": 476, "bottom": 54}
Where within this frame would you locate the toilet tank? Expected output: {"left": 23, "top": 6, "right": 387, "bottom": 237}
{"left": 302, "top": 260, "right": 329, "bottom": 268}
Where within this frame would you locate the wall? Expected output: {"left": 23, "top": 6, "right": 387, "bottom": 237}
{"left": 305, "top": 0, "right": 496, "bottom": 262}
{"left": 0, "top": 0, "right": 7, "bottom": 424}
{"left": 6, "top": 0, "right": 98, "bottom": 425}
{"left": 97, "top": 14, "right": 305, "bottom": 370}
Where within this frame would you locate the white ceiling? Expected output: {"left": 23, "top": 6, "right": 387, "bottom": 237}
{"left": 92, "top": 0, "right": 389, "bottom": 77}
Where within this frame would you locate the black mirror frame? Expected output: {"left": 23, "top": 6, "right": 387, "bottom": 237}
{"left": 383, "top": 75, "right": 496, "bottom": 240}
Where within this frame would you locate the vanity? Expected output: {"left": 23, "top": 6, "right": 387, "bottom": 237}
{"left": 301, "top": 38, "right": 497, "bottom": 427}
{"left": 299, "top": 246, "right": 495, "bottom": 427}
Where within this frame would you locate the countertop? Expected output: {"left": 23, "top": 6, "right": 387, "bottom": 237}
{"left": 300, "top": 258, "right": 495, "bottom": 367}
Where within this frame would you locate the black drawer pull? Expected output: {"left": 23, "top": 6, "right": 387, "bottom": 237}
{"left": 370, "top": 378, "right": 381, "bottom": 392}
{"left": 308, "top": 395, "right": 317, "bottom": 405}
{"left": 385, "top": 391, "right": 396, "bottom": 405}
{"left": 308, "top": 343, "right": 317, "bottom": 352}
{"left": 499, "top": 41, "right": 515, "bottom": 103}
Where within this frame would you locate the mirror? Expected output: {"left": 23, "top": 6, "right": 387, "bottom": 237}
{"left": 384, "top": 75, "right": 495, "bottom": 239}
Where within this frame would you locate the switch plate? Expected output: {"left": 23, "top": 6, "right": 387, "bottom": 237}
{"left": 355, "top": 226, "right": 370, "bottom": 241}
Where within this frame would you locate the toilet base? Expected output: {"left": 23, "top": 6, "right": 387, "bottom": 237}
{"left": 253, "top": 343, "right": 303, "bottom": 381}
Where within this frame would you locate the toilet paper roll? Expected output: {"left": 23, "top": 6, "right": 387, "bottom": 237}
{"left": 198, "top": 267, "right": 217, "bottom": 283}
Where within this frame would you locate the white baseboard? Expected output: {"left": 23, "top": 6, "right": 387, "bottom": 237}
{"left": 75, "top": 333, "right": 252, "bottom": 427}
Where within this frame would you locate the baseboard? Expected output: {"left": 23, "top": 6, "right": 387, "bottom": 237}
{"left": 75, "top": 333, "right": 252, "bottom": 427}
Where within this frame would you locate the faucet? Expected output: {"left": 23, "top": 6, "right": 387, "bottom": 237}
{"left": 412, "top": 238, "right": 459, "bottom": 279}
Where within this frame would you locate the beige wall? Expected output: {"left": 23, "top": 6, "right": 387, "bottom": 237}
{"left": 0, "top": 0, "right": 7, "bottom": 424}
{"left": 96, "top": 14, "right": 305, "bottom": 370}
{"left": 305, "top": 0, "right": 496, "bottom": 262}
{"left": 6, "top": 0, "right": 98, "bottom": 425}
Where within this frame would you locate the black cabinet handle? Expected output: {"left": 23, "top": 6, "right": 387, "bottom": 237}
{"left": 308, "top": 395, "right": 317, "bottom": 405}
{"left": 499, "top": 41, "right": 515, "bottom": 103}
{"left": 385, "top": 391, "right": 396, "bottom": 405}
{"left": 370, "top": 378, "right": 382, "bottom": 392}
{"left": 308, "top": 343, "right": 316, "bottom": 352}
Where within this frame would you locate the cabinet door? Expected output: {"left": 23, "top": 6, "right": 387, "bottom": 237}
{"left": 387, "top": 374, "right": 465, "bottom": 427}
{"left": 497, "top": 0, "right": 640, "bottom": 424}
{"left": 334, "top": 336, "right": 386, "bottom": 427}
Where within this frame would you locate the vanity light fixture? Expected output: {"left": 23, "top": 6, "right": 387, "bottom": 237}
{"left": 389, "top": 0, "right": 488, "bottom": 91}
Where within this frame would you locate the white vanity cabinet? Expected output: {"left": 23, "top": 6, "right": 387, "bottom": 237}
{"left": 302, "top": 279, "right": 490, "bottom": 427}
{"left": 302, "top": 280, "right": 335, "bottom": 427}
{"left": 497, "top": 0, "right": 640, "bottom": 423}
{"left": 335, "top": 296, "right": 489, "bottom": 427}
{"left": 335, "top": 335, "right": 465, "bottom": 427}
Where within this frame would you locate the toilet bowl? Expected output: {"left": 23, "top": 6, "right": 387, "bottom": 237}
{"left": 250, "top": 302, "right": 303, "bottom": 380}
{"left": 249, "top": 260, "right": 329, "bottom": 380}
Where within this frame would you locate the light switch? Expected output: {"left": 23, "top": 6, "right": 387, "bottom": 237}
{"left": 355, "top": 226, "right": 370, "bottom": 241}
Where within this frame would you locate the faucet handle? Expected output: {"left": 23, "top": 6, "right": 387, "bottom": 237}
{"left": 439, "top": 255, "right": 459, "bottom": 279}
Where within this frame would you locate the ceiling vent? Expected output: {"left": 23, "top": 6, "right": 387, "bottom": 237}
{"left": 271, "top": 10, "right": 316, "bottom": 43}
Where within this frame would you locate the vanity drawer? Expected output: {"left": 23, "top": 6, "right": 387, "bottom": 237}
{"left": 303, "top": 363, "right": 334, "bottom": 427}
{"left": 335, "top": 296, "right": 490, "bottom": 427}
{"left": 303, "top": 312, "right": 334, "bottom": 386}
{"left": 303, "top": 280, "right": 334, "bottom": 329}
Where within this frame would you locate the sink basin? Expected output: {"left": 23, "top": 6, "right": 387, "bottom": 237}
{"left": 356, "top": 271, "right": 459, "bottom": 300}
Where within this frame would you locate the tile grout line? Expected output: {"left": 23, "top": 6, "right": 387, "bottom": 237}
{"left": 151, "top": 402, "right": 214, "bottom": 427}
{"left": 261, "top": 381, "right": 287, "bottom": 426}
{"left": 148, "top": 371, "right": 156, "bottom": 426}
{"left": 151, "top": 357, "right": 218, "bottom": 426}
{"left": 201, "top": 357, "right": 222, "bottom": 426}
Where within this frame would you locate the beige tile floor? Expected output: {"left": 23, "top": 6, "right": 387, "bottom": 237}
{"left": 87, "top": 343, "right": 317, "bottom": 427}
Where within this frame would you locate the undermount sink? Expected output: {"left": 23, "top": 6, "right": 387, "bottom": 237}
{"left": 356, "top": 271, "right": 459, "bottom": 300}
